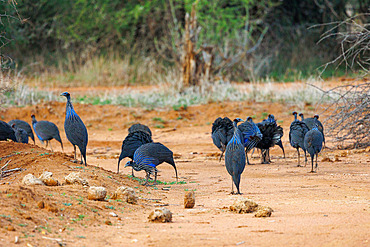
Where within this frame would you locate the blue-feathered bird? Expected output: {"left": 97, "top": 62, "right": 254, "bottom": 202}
{"left": 289, "top": 111, "right": 309, "bottom": 167}
{"left": 0, "top": 121, "right": 16, "bottom": 142}
{"left": 225, "top": 118, "right": 246, "bottom": 194}
{"left": 11, "top": 123, "right": 28, "bottom": 143}
{"left": 61, "top": 92, "right": 88, "bottom": 165}
{"left": 304, "top": 121, "right": 324, "bottom": 173}
{"left": 211, "top": 117, "right": 234, "bottom": 161}
{"left": 125, "top": 142, "right": 178, "bottom": 185}
{"left": 238, "top": 117, "right": 262, "bottom": 165}
{"left": 8, "top": 119, "right": 35, "bottom": 144}
{"left": 117, "top": 124, "right": 153, "bottom": 174}
{"left": 299, "top": 113, "right": 325, "bottom": 146}
{"left": 31, "top": 115, "right": 63, "bottom": 152}
{"left": 256, "top": 117, "right": 284, "bottom": 164}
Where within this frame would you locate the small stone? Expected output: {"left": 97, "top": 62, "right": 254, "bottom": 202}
{"left": 45, "top": 203, "right": 58, "bottom": 213}
{"left": 109, "top": 212, "right": 118, "bottom": 217}
{"left": 112, "top": 186, "right": 137, "bottom": 204}
{"left": 7, "top": 225, "right": 15, "bottom": 231}
{"left": 230, "top": 198, "right": 258, "bottom": 214}
{"left": 87, "top": 186, "right": 107, "bottom": 201}
{"left": 254, "top": 206, "right": 273, "bottom": 217}
{"left": 15, "top": 236, "right": 19, "bottom": 244}
{"left": 22, "top": 174, "right": 44, "bottom": 186}
{"left": 39, "top": 171, "right": 59, "bottom": 186}
{"left": 65, "top": 172, "right": 88, "bottom": 186}
{"left": 37, "top": 201, "right": 45, "bottom": 209}
{"left": 148, "top": 207, "right": 172, "bottom": 223}
{"left": 105, "top": 220, "right": 112, "bottom": 225}
{"left": 184, "top": 191, "right": 195, "bottom": 208}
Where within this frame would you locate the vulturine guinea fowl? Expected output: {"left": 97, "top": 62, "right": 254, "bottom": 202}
{"left": 299, "top": 113, "right": 325, "bottom": 146}
{"left": 255, "top": 117, "right": 284, "bottom": 164}
{"left": 125, "top": 142, "right": 178, "bottom": 185}
{"left": 61, "top": 92, "right": 88, "bottom": 165}
{"left": 238, "top": 117, "right": 262, "bottom": 165}
{"left": 304, "top": 121, "right": 324, "bottom": 173}
{"left": 31, "top": 115, "right": 63, "bottom": 151}
{"left": 289, "top": 111, "right": 309, "bottom": 167}
{"left": 117, "top": 124, "right": 153, "bottom": 174}
{"left": 225, "top": 118, "right": 245, "bottom": 194}
{"left": 11, "top": 124, "right": 28, "bottom": 143}
{"left": 8, "top": 119, "right": 35, "bottom": 144}
{"left": 0, "top": 121, "right": 16, "bottom": 142}
{"left": 211, "top": 117, "right": 234, "bottom": 161}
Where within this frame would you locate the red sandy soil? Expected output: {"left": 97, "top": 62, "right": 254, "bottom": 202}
{"left": 0, "top": 99, "right": 369, "bottom": 246}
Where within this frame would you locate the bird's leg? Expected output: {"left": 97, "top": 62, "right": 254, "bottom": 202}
{"left": 304, "top": 150, "right": 307, "bottom": 166}
{"left": 153, "top": 170, "right": 158, "bottom": 185}
{"left": 80, "top": 150, "right": 83, "bottom": 165}
{"left": 297, "top": 148, "right": 302, "bottom": 167}
{"left": 49, "top": 141, "right": 54, "bottom": 152}
{"left": 71, "top": 145, "right": 78, "bottom": 163}
{"left": 142, "top": 173, "right": 149, "bottom": 186}
{"left": 246, "top": 150, "right": 252, "bottom": 165}
{"left": 310, "top": 156, "right": 315, "bottom": 173}
{"left": 45, "top": 140, "right": 49, "bottom": 149}
{"left": 231, "top": 178, "right": 234, "bottom": 195}
{"left": 268, "top": 149, "right": 272, "bottom": 163}
{"left": 219, "top": 150, "right": 225, "bottom": 162}
{"left": 315, "top": 153, "right": 318, "bottom": 172}
{"left": 131, "top": 168, "right": 135, "bottom": 177}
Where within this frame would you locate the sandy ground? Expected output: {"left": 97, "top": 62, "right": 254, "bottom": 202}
{"left": 0, "top": 99, "right": 369, "bottom": 247}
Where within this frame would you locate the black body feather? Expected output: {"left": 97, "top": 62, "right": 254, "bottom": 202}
{"left": 0, "top": 121, "right": 16, "bottom": 142}
{"left": 31, "top": 115, "right": 63, "bottom": 151}
{"left": 8, "top": 119, "right": 35, "bottom": 144}
{"left": 211, "top": 117, "right": 234, "bottom": 161}
{"left": 117, "top": 130, "right": 153, "bottom": 173}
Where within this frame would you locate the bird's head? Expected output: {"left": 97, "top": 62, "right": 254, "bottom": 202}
{"left": 246, "top": 116, "right": 253, "bottom": 122}
{"left": 60, "top": 92, "right": 71, "bottom": 99}
{"left": 268, "top": 114, "right": 275, "bottom": 119}
{"left": 11, "top": 123, "right": 16, "bottom": 128}
{"left": 124, "top": 161, "right": 134, "bottom": 168}
{"left": 298, "top": 113, "right": 303, "bottom": 117}
{"left": 31, "top": 114, "right": 35, "bottom": 119}
{"left": 292, "top": 111, "right": 297, "bottom": 116}
{"left": 233, "top": 118, "right": 244, "bottom": 123}
{"left": 314, "top": 114, "right": 319, "bottom": 119}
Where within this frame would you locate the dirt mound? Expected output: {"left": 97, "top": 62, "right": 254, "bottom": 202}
{"left": 0, "top": 141, "right": 158, "bottom": 245}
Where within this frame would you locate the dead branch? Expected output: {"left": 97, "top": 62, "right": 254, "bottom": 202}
{"left": 312, "top": 14, "right": 369, "bottom": 149}
{"left": 0, "top": 159, "right": 22, "bottom": 179}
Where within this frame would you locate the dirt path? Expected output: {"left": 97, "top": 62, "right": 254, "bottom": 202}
{"left": 0, "top": 100, "right": 369, "bottom": 246}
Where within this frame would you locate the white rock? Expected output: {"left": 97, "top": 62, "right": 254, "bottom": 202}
{"left": 148, "top": 207, "right": 172, "bottom": 223}
{"left": 22, "top": 174, "right": 44, "bottom": 186}
{"left": 109, "top": 212, "right": 118, "bottom": 217}
{"left": 65, "top": 172, "right": 88, "bottom": 186}
{"left": 113, "top": 186, "right": 137, "bottom": 204}
{"left": 39, "top": 171, "right": 59, "bottom": 186}
{"left": 87, "top": 186, "right": 107, "bottom": 201}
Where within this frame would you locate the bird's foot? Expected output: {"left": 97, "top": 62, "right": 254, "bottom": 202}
{"left": 309, "top": 170, "right": 317, "bottom": 173}
{"left": 247, "top": 162, "right": 254, "bottom": 165}
{"left": 297, "top": 164, "right": 303, "bottom": 167}
{"left": 261, "top": 161, "right": 270, "bottom": 164}
{"left": 71, "top": 159, "right": 78, "bottom": 163}
{"left": 80, "top": 160, "right": 83, "bottom": 165}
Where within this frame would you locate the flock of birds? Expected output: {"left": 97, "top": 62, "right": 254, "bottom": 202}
{"left": 0, "top": 91, "right": 324, "bottom": 194}
{"left": 211, "top": 112, "right": 325, "bottom": 194}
